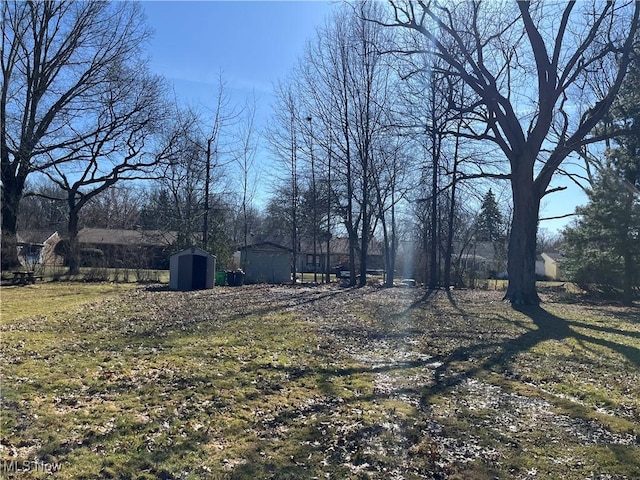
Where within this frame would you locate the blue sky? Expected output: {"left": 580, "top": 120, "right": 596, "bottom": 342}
{"left": 142, "top": 1, "right": 336, "bottom": 107}
{"left": 142, "top": 1, "right": 338, "bottom": 206}
{"left": 140, "top": 1, "right": 586, "bottom": 233}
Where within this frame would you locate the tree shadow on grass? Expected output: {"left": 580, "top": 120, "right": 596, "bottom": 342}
{"left": 427, "top": 303, "right": 640, "bottom": 396}
{"left": 124, "top": 285, "right": 349, "bottom": 341}
{"left": 517, "top": 304, "right": 640, "bottom": 368}
{"left": 30, "top": 288, "right": 638, "bottom": 479}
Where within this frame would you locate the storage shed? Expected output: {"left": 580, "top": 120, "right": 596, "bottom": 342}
{"left": 238, "top": 241, "right": 292, "bottom": 284}
{"left": 169, "top": 247, "right": 216, "bottom": 291}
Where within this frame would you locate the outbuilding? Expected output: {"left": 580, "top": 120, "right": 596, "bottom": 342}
{"left": 169, "top": 247, "right": 216, "bottom": 291}
{"left": 237, "top": 241, "right": 292, "bottom": 284}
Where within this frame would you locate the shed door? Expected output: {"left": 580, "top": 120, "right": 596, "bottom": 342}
{"left": 192, "top": 255, "right": 207, "bottom": 290}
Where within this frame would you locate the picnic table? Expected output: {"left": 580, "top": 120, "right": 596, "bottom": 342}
{"left": 12, "top": 271, "right": 42, "bottom": 285}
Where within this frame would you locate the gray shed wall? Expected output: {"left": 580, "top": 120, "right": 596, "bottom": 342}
{"left": 243, "top": 250, "right": 291, "bottom": 284}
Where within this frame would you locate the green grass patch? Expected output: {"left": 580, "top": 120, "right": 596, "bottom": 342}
{"left": 1, "top": 285, "right": 638, "bottom": 478}
{"left": 0, "top": 282, "right": 138, "bottom": 323}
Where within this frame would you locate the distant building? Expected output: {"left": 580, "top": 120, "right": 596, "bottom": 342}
{"left": 296, "top": 237, "right": 385, "bottom": 274}
{"left": 244, "top": 235, "right": 384, "bottom": 275}
{"left": 16, "top": 231, "right": 62, "bottom": 267}
{"left": 76, "top": 228, "right": 177, "bottom": 269}
{"left": 236, "top": 241, "right": 292, "bottom": 284}
{"left": 536, "top": 251, "right": 565, "bottom": 281}
{"left": 454, "top": 241, "right": 508, "bottom": 280}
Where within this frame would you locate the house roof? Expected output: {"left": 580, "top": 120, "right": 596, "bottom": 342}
{"left": 77, "top": 228, "right": 177, "bottom": 247}
{"left": 542, "top": 251, "right": 565, "bottom": 263}
{"left": 17, "top": 230, "right": 58, "bottom": 245}
{"left": 452, "top": 241, "right": 507, "bottom": 260}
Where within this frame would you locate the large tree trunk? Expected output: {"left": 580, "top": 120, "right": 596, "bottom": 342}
{"left": 67, "top": 205, "right": 82, "bottom": 276}
{"left": 1, "top": 176, "right": 24, "bottom": 270}
{"left": 623, "top": 252, "right": 633, "bottom": 307}
{"left": 504, "top": 177, "right": 541, "bottom": 305}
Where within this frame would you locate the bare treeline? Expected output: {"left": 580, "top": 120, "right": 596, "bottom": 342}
{"left": 3, "top": 1, "right": 638, "bottom": 304}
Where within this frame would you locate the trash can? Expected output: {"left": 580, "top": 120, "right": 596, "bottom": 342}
{"left": 226, "top": 270, "right": 237, "bottom": 286}
{"left": 234, "top": 269, "right": 245, "bottom": 286}
{"left": 215, "top": 270, "right": 227, "bottom": 286}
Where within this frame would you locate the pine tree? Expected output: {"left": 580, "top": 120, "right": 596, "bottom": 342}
{"left": 476, "top": 189, "right": 504, "bottom": 242}
{"left": 563, "top": 168, "right": 639, "bottom": 303}
{"left": 563, "top": 46, "right": 640, "bottom": 305}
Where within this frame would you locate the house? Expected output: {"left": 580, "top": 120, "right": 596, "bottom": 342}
{"left": 16, "top": 231, "right": 62, "bottom": 267}
{"left": 236, "top": 241, "right": 292, "bottom": 284}
{"left": 453, "top": 241, "right": 508, "bottom": 279}
{"left": 537, "top": 251, "right": 565, "bottom": 281}
{"left": 76, "top": 228, "right": 177, "bottom": 269}
{"left": 297, "top": 237, "right": 385, "bottom": 275}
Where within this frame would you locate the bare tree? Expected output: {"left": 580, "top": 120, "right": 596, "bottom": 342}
{"left": 297, "top": 8, "right": 357, "bottom": 285}
{"left": 155, "top": 112, "right": 209, "bottom": 247}
{"left": 1, "top": 1, "right": 151, "bottom": 269}
{"left": 267, "top": 80, "right": 302, "bottom": 284}
{"left": 41, "top": 66, "right": 172, "bottom": 274}
{"left": 295, "top": 2, "right": 396, "bottom": 286}
{"left": 18, "top": 180, "right": 67, "bottom": 233}
{"left": 391, "top": 29, "right": 464, "bottom": 290}
{"left": 201, "top": 72, "right": 239, "bottom": 252}
{"left": 370, "top": 134, "right": 411, "bottom": 287}
{"left": 377, "top": 0, "right": 640, "bottom": 304}
{"left": 235, "top": 92, "right": 259, "bottom": 257}
{"left": 81, "top": 185, "right": 143, "bottom": 230}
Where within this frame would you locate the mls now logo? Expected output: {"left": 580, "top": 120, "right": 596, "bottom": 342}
{"left": 2, "top": 458, "right": 62, "bottom": 474}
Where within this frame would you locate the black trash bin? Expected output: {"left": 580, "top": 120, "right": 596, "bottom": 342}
{"left": 234, "top": 269, "right": 245, "bottom": 286}
{"left": 226, "top": 269, "right": 245, "bottom": 286}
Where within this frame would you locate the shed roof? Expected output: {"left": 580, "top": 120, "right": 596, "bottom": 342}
{"left": 542, "top": 251, "right": 565, "bottom": 263}
{"left": 238, "top": 241, "right": 292, "bottom": 253}
{"left": 170, "top": 246, "right": 215, "bottom": 258}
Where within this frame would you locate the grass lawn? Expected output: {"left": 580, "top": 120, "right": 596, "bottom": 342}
{"left": 1, "top": 283, "right": 638, "bottom": 479}
{"left": 0, "top": 282, "right": 139, "bottom": 322}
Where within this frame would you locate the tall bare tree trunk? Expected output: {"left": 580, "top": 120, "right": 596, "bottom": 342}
{"left": 67, "top": 201, "right": 82, "bottom": 276}
{"left": 444, "top": 151, "right": 459, "bottom": 288}
{"left": 1, "top": 177, "right": 23, "bottom": 269}
{"left": 504, "top": 170, "right": 540, "bottom": 305}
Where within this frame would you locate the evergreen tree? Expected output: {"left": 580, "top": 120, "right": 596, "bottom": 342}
{"left": 563, "top": 47, "right": 640, "bottom": 305}
{"left": 563, "top": 167, "right": 639, "bottom": 304}
{"left": 475, "top": 189, "right": 504, "bottom": 242}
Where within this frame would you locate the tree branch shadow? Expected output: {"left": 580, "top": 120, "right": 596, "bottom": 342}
{"left": 427, "top": 302, "right": 639, "bottom": 397}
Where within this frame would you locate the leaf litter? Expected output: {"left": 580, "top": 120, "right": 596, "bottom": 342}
{"left": 1, "top": 284, "right": 638, "bottom": 479}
